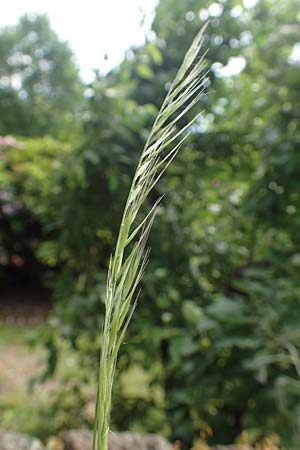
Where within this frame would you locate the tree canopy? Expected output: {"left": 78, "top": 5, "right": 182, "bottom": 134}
{"left": 0, "top": 14, "right": 82, "bottom": 137}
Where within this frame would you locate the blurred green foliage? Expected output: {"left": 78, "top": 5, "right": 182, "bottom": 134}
{"left": 1, "top": 0, "right": 300, "bottom": 448}
{"left": 0, "top": 325, "right": 91, "bottom": 441}
{"left": 0, "top": 384, "right": 88, "bottom": 441}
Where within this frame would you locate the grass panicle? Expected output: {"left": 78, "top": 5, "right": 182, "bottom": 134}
{"left": 93, "top": 23, "right": 210, "bottom": 450}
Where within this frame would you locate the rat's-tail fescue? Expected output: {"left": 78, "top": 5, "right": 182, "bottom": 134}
{"left": 93, "top": 23, "right": 210, "bottom": 450}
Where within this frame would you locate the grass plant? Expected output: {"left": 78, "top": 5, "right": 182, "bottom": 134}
{"left": 93, "top": 24, "right": 209, "bottom": 450}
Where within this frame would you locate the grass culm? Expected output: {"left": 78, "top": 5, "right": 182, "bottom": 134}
{"left": 93, "top": 24, "right": 210, "bottom": 450}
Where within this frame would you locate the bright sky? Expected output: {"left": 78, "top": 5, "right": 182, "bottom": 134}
{"left": 0, "top": 0, "right": 159, "bottom": 82}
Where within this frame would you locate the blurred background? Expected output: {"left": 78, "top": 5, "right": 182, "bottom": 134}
{"left": 0, "top": 0, "right": 300, "bottom": 449}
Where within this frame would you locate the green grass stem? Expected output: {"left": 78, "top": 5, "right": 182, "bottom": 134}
{"left": 93, "top": 24, "right": 209, "bottom": 450}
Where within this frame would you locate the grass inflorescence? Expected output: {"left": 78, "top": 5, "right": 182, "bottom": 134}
{"left": 93, "top": 24, "right": 210, "bottom": 450}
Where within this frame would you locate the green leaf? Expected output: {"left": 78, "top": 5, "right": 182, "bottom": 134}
{"left": 206, "top": 298, "right": 246, "bottom": 325}
{"left": 137, "top": 63, "right": 154, "bottom": 80}
{"left": 147, "top": 43, "right": 163, "bottom": 65}
{"left": 182, "top": 300, "right": 203, "bottom": 324}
